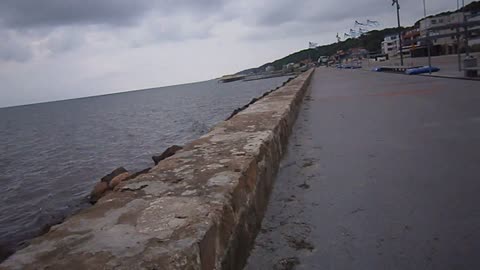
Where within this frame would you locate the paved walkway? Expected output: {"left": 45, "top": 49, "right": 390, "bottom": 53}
{"left": 245, "top": 68, "right": 480, "bottom": 270}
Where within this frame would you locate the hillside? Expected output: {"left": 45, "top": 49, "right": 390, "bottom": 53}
{"left": 242, "top": 1, "right": 479, "bottom": 73}
{"left": 257, "top": 27, "right": 405, "bottom": 72}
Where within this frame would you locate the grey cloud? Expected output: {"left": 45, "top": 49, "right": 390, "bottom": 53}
{"left": 0, "top": 43, "right": 32, "bottom": 62}
{"left": 0, "top": 31, "right": 33, "bottom": 62}
{"left": 254, "top": 0, "right": 390, "bottom": 27}
{"left": 0, "top": 0, "right": 229, "bottom": 62}
{"left": 0, "top": 0, "right": 228, "bottom": 30}
{"left": 0, "top": 27, "right": 87, "bottom": 62}
{"left": 254, "top": 1, "right": 304, "bottom": 26}
{"left": 160, "top": 0, "right": 227, "bottom": 14}
{"left": 44, "top": 29, "right": 85, "bottom": 54}
{"left": 139, "top": 15, "right": 217, "bottom": 45}
{"left": 0, "top": 0, "right": 153, "bottom": 29}
{"left": 129, "top": 24, "right": 212, "bottom": 48}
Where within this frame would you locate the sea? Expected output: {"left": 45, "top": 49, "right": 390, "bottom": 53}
{"left": 0, "top": 76, "right": 292, "bottom": 260}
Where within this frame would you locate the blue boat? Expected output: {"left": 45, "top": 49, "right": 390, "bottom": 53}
{"left": 405, "top": 66, "right": 440, "bottom": 75}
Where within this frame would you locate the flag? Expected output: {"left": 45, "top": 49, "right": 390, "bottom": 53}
{"left": 392, "top": 0, "right": 399, "bottom": 9}
{"left": 367, "top": 19, "right": 380, "bottom": 26}
{"left": 355, "top": 20, "right": 366, "bottom": 26}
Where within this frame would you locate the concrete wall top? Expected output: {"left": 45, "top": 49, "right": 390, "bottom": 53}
{"left": 0, "top": 69, "right": 314, "bottom": 270}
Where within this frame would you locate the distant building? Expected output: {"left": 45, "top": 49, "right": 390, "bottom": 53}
{"left": 348, "top": 48, "right": 369, "bottom": 59}
{"left": 468, "top": 12, "right": 480, "bottom": 47}
{"left": 299, "top": 59, "right": 312, "bottom": 65}
{"left": 382, "top": 34, "right": 400, "bottom": 57}
{"left": 402, "top": 29, "right": 420, "bottom": 49}
{"left": 265, "top": 65, "right": 275, "bottom": 73}
{"left": 417, "top": 11, "right": 480, "bottom": 53}
{"left": 418, "top": 12, "right": 467, "bottom": 55}
{"left": 317, "top": 56, "right": 329, "bottom": 65}
{"left": 283, "top": 63, "right": 295, "bottom": 73}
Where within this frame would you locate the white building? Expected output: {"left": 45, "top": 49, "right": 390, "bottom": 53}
{"left": 417, "top": 11, "right": 478, "bottom": 54}
{"left": 265, "top": 65, "right": 275, "bottom": 73}
{"left": 382, "top": 34, "right": 400, "bottom": 57}
{"left": 419, "top": 12, "right": 463, "bottom": 54}
{"left": 468, "top": 13, "right": 480, "bottom": 46}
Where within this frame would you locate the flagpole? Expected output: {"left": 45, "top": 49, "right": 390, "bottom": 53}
{"left": 463, "top": 0, "right": 469, "bottom": 57}
{"left": 393, "top": 0, "right": 404, "bottom": 66}
{"left": 423, "top": 0, "right": 431, "bottom": 74}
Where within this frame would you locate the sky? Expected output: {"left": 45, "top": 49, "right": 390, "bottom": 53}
{"left": 0, "top": 0, "right": 475, "bottom": 107}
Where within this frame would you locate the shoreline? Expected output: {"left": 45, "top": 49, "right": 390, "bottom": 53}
{"left": 0, "top": 74, "right": 298, "bottom": 265}
{"left": 1, "top": 69, "right": 314, "bottom": 269}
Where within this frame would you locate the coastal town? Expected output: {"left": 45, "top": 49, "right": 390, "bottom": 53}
{"left": 227, "top": 1, "right": 480, "bottom": 81}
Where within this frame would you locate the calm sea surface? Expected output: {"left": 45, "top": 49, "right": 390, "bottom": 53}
{"left": 0, "top": 76, "right": 292, "bottom": 259}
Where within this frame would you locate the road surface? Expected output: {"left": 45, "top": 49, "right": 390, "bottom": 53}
{"left": 245, "top": 68, "right": 480, "bottom": 270}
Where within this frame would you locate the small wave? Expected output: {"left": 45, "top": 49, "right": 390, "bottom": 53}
{"left": 189, "top": 120, "right": 211, "bottom": 136}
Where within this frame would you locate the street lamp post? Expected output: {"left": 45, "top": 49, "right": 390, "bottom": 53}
{"left": 457, "top": 0, "right": 462, "bottom": 71}
{"left": 393, "top": 0, "right": 404, "bottom": 66}
{"left": 423, "top": 0, "right": 431, "bottom": 74}
{"left": 462, "top": 0, "right": 470, "bottom": 57}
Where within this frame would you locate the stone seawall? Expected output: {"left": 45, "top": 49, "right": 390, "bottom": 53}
{"left": 0, "top": 69, "right": 315, "bottom": 270}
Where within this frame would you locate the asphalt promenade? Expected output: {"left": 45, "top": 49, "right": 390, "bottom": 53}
{"left": 245, "top": 68, "right": 480, "bottom": 270}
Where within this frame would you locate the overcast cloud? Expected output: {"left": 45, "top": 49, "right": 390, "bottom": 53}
{"left": 0, "top": 0, "right": 475, "bottom": 107}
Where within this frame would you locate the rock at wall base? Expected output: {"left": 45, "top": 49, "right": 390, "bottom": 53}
{"left": 125, "top": 168, "right": 151, "bottom": 181}
{"left": 152, "top": 145, "right": 183, "bottom": 165}
{"left": 100, "top": 167, "right": 128, "bottom": 185}
{"left": 108, "top": 172, "right": 131, "bottom": 189}
{"left": 89, "top": 181, "right": 109, "bottom": 204}
{"left": 90, "top": 167, "right": 153, "bottom": 203}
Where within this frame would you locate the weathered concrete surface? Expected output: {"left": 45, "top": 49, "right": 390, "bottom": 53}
{"left": 0, "top": 69, "right": 314, "bottom": 270}
{"left": 246, "top": 67, "right": 480, "bottom": 269}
